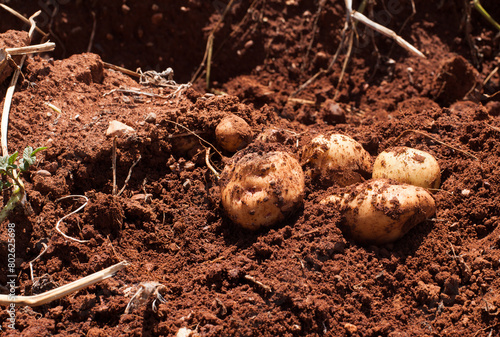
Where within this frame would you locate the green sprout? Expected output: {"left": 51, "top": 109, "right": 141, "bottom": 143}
{"left": 0, "top": 146, "right": 46, "bottom": 222}
{"left": 473, "top": 0, "right": 500, "bottom": 32}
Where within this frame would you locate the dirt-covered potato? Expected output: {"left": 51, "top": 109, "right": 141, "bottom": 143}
{"left": 220, "top": 151, "right": 305, "bottom": 230}
{"left": 372, "top": 147, "right": 441, "bottom": 189}
{"left": 321, "top": 179, "right": 436, "bottom": 244}
{"left": 215, "top": 114, "right": 253, "bottom": 152}
{"left": 302, "top": 134, "right": 372, "bottom": 186}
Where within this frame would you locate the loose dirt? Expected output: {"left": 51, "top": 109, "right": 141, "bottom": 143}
{"left": 0, "top": 0, "right": 499, "bottom": 336}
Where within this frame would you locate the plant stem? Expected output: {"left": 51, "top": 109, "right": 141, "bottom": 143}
{"left": 473, "top": 0, "right": 500, "bottom": 31}
{"left": 0, "top": 186, "right": 23, "bottom": 223}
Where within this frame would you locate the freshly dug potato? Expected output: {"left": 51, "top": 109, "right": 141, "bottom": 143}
{"left": 215, "top": 114, "right": 253, "bottom": 152}
{"left": 302, "top": 134, "right": 372, "bottom": 186}
{"left": 220, "top": 151, "right": 305, "bottom": 230}
{"left": 373, "top": 147, "right": 440, "bottom": 189}
{"left": 321, "top": 179, "right": 436, "bottom": 244}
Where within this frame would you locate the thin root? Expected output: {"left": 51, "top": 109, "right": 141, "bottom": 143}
{"left": 205, "top": 148, "right": 220, "bottom": 179}
{"left": 244, "top": 274, "right": 272, "bottom": 293}
{"left": 391, "top": 129, "right": 478, "bottom": 161}
{"left": 55, "top": 195, "right": 89, "bottom": 243}
{"left": 118, "top": 155, "right": 142, "bottom": 196}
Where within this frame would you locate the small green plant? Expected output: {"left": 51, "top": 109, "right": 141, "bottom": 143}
{"left": 0, "top": 146, "right": 46, "bottom": 222}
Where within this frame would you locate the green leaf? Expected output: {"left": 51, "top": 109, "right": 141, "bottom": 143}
{"left": 7, "top": 152, "right": 18, "bottom": 165}
{"left": 0, "top": 156, "right": 9, "bottom": 172}
{"left": 20, "top": 146, "right": 35, "bottom": 171}
{"left": 31, "top": 146, "right": 47, "bottom": 157}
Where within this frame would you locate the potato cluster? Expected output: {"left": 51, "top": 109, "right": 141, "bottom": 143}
{"left": 218, "top": 129, "right": 440, "bottom": 245}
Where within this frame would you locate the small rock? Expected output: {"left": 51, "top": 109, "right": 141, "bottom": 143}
{"left": 121, "top": 4, "right": 130, "bottom": 14}
{"left": 131, "top": 194, "right": 152, "bottom": 202}
{"left": 106, "top": 120, "right": 135, "bottom": 137}
{"left": 145, "top": 112, "right": 157, "bottom": 123}
{"left": 34, "top": 169, "right": 52, "bottom": 177}
{"left": 344, "top": 323, "right": 357, "bottom": 334}
{"left": 184, "top": 161, "right": 195, "bottom": 171}
{"left": 176, "top": 327, "right": 199, "bottom": 337}
{"left": 321, "top": 100, "right": 346, "bottom": 125}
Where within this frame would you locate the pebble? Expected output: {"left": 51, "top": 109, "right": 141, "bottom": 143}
{"left": 131, "top": 194, "right": 152, "bottom": 201}
{"left": 145, "top": 112, "right": 157, "bottom": 123}
{"left": 121, "top": 4, "right": 130, "bottom": 14}
{"left": 106, "top": 120, "right": 135, "bottom": 137}
{"left": 344, "top": 323, "right": 357, "bottom": 334}
{"left": 35, "top": 169, "right": 52, "bottom": 177}
{"left": 176, "top": 327, "right": 198, "bottom": 337}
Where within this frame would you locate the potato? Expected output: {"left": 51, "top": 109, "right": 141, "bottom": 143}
{"left": 302, "top": 134, "right": 372, "bottom": 186}
{"left": 372, "top": 147, "right": 440, "bottom": 189}
{"left": 215, "top": 114, "right": 253, "bottom": 152}
{"left": 321, "top": 179, "right": 436, "bottom": 244}
{"left": 220, "top": 151, "right": 305, "bottom": 230}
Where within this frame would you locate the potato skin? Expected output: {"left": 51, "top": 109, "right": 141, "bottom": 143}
{"left": 321, "top": 179, "right": 436, "bottom": 244}
{"left": 215, "top": 114, "right": 253, "bottom": 152}
{"left": 372, "top": 147, "right": 441, "bottom": 189}
{"left": 220, "top": 151, "right": 305, "bottom": 230}
{"left": 302, "top": 134, "right": 372, "bottom": 186}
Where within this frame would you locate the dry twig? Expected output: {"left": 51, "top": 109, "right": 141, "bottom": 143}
{"left": 191, "top": 0, "right": 236, "bottom": 89}
{"left": 391, "top": 129, "right": 478, "bottom": 161}
{"left": 244, "top": 274, "right": 272, "bottom": 293}
{"left": 0, "top": 261, "right": 128, "bottom": 306}
{"left": 0, "top": 4, "right": 48, "bottom": 37}
{"left": 118, "top": 155, "right": 142, "bottom": 196}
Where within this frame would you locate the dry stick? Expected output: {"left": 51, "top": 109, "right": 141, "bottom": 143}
{"left": 117, "top": 155, "right": 142, "bottom": 196}
{"left": 483, "top": 66, "right": 498, "bottom": 86}
{"left": 55, "top": 195, "right": 89, "bottom": 243}
{"left": 391, "top": 129, "right": 478, "bottom": 161}
{"left": 485, "top": 123, "right": 500, "bottom": 132}
{"left": 350, "top": 11, "right": 425, "bottom": 58}
{"left": 0, "top": 261, "right": 129, "bottom": 306}
{"left": 191, "top": 0, "right": 236, "bottom": 86}
{"left": 5, "top": 42, "right": 56, "bottom": 56}
{"left": 103, "top": 88, "right": 170, "bottom": 98}
{"left": 164, "top": 119, "right": 223, "bottom": 159}
{"left": 244, "top": 274, "right": 272, "bottom": 293}
{"left": 103, "top": 62, "right": 141, "bottom": 79}
{"left": 333, "top": 28, "right": 355, "bottom": 100}
{"left": 0, "top": 4, "right": 48, "bottom": 37}
{"left": 112, "top": 137, "right": 118, "bottom": 195}
{"left": 302, "top": 0, "right": 326, "bottom": 71}
{"left": 388, "top": 0, "right": 416, "bottom": 57}
{"left": 290, "top": 19, "right": 349, "bottom": 98}
{"left": 1, "top": 10, "right": 41, "bottom": 157}
{"left": 208, "top": 0, "right": 262, "bottom": 76}
{"left": 87, "top": 11, "right": 97, "bottom": 53}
